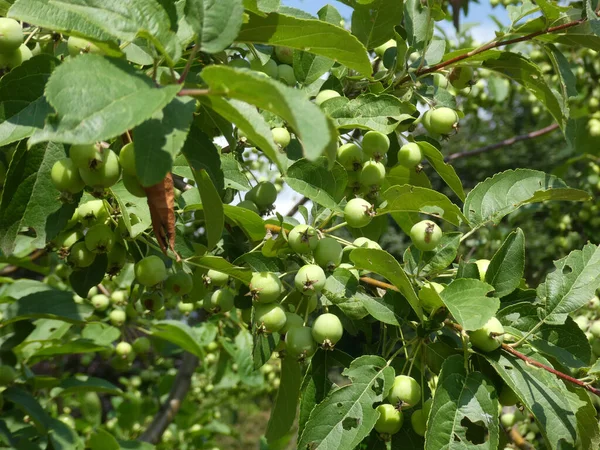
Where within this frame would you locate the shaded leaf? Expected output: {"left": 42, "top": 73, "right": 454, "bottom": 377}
{"left": 485, "top": 228, "right": 525, "bottom": 298}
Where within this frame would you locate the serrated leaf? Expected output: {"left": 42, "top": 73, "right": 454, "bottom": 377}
{"left": 298, "top": 355, "right": 395, "bottom": 450}
{"left": 322, "top": 94, "right": 416, "bottom": 134}
{"left": 404, "top": 0, "right": 433, "bottom": 50}
{"left": 380, "top": 185, "right": 467, "bottom": 227}
{"left": 284, "top": 158, "right": 346, "bottom": 211}
{"left": 237, "top": 11, "right": 372, "bottom": 75}
{"left": 199, "top": 96, "right": 287, "bottom": 172}
{"left": 29, "top": 55, "right": 181, "bottom": 145}
{"left": 265, "top": 357, "right": 301, "bottom": 443}
{"left": 463, "top": 169, "right": 589, "bottom": 226}
{"left": 351, "top": 0, "right": 403, "bottom": 49}
{"left": 252, "top": 330, "right": 279, "bottom": 370}
{"left": 440, "top": 279, "right": 498, "bottom": 330}
{"left": 404, "top": 232, "right": 461, "bottom": 276}
{"left": 357, "top": 292, "right": 400, "bottom": 326}
{"left": 69, "top": 254, "right": 108, "bottom": 298}
{"left": 483, "top": 348, "right": 578, "bottom": 450}
{"left": 184, "top": 0, "right": 244, "bottom": 53}
{"left": 133, "top": 97, "right": 195, "bottom": 187}
{"left": 1, "top": 290, "right": 93, "bottom": 324}
{"left": 415, "top": 139, "right": 465, "bottom": 201}
{"left": 538, "top": 243, "right": 600, "bottom": 324}
{"left": 0, "top": 142, "right": 65, "bottom": 254}
{"left": 111, "top": 182, "right": 152, "bottom": 238}
{"left": 202, "top": 66, "right": 338, "bottom": 165}
{"left": 350, "top": 247, "right": 422, "bottom": 318}
{"left": 498, "top": 303, "right": 591, "bottom": 368}
{"left": 485, "top": 228, "right": 525, "bottom": 298}
{"left": 425, "top": 355, "right": 499, "bottom": 450}
{"left": 321, "top": 268, "right": 369, "bottom": 320}
{"left": 565, "top": 383, "right": 600, "bottom": 449}
{"left": 151, "top": 320, "right": 204, "bottom": 358}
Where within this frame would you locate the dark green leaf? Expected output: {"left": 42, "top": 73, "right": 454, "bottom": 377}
{"left": 151, "top": 320, "right": 205, "bottom": 357}
{"left": 265, "top": 357, "right": 302, "bottom": 443}
{"left": 3, "top": 387, "right": 53, "bottom": 429}
{"left": 234, "top": 252, "right": 283, "bottom": 272}
{"left": 56, "top": 377, "right": 122, "bottom": 396}
{"left": 2, "top": 290, "right": 93, "bottom": 324}
{"left": 252, "top": 330, "right": 279, "bottom": 370}
{"left": 486, "top": 228, "right": 525, "bottom": 298}
{"left": 351, "top": 0, "right": 403, "bottom": 49}
{"left": 184, "top": 0, "right": 244, "bottom": 53}
{"left": 69, "top": 254, "right": 108, "bottom": 298}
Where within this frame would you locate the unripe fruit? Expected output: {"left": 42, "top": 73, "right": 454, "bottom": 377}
{"left": 336, "top": 143, "right": 364, "bottom": 171}
{"left": 68, "top": 242, "right": 95, "bottom": 268}
{"left": 500, "top": 412, "right": 516, "bottom": 428}
{"left": 118, "top": 143, "right": 136, "bottom": 177}
{"left": 250, "top": 57, "right": 278, "bottom": 78}
{"left": 422, "top": 398, "right": 432, "bottom": 417}
{"left": 229, "top": 58, "right": 250, "bottom": 68}
{"left": 418, "top": 281, "right": 444, "bottom": 312}
{"left": 271, "top": 127, "right": 291, "bottom": 148}
{"left": 77, "top": 199, "right": 108, "bottom": 226}
{"left": 280, "top": 312, "right": 304, "bottom": 334}
{"left": 141, "top": 291, "right": 164, "bottom": 311}
{"left": 353, "top": 237, "right": 382, "bottom": 250}
{"left": 51, "top": 158, "right": 85, "bottom": 193}
{"left": 67, "top": 36, "right": 103, "bottom": 56}
{"left": 85, "top": 224, "right": 115, "bottom": 253}
{"left": 0, "top": 19, "right": 23, "bottom": 53}
{"left": 286, "top": 326, "right": 317, "bottom": 358}
{"left": 133, "top": 337, "right": 151, "bottom": 354}
{"left": 0, "top": 43, "right": 31, "bottom": 69}
{"left": 425, "top": 107, "right": 459, "bottom": 135}
{"left": 312, "top": 313, "right": 343, "bottom": 346}
{"left": 362, "top": 131, "right": 390, "bottom": 158}
{"left": 252, "top": 181, "right": 277, "bottom": 209}
{"left": 240, "top": 307, "right": 252, "bottom": 324}
{"left": 475, "top": 259, "right": 490, "bottom": 282}
{"left": 315, "top": 89, "right": 341, "bottom": 105}
{"left": 238, "top": 200, "right": 260, "bottom": 214}
{"left": 344, "top": 198, "right": 374, "bottom": 228}
{"left": 250, "top": 272, "right": 283, "bottom": 303}
{"left": 388, "top": 375, "right": 421, "bottom": 408}
{"left": 574, "top": 315, "right": 589, "bottom": 331}
{"left": 590, "top": 320, "right": 600, "bottom": 338}
{"left": 397, "top": 143, "right": 423, "bottom": 168}
{"left": 79, "top": 149, "right": 121, "bottom": 189}
{"left": 109, "top": 309, "right": 127, "bottom": 326}
{"left": 275, "top": 46, "right": 294, "bottom": 64}
{"left": 135, "top": 255, "right": 167, "bottom": 287}
{"left": 288, "top": 224, "right": 319, "bottom": 254}
{"left": 255, "top": 303, "right": 287, "bottom": 333}
{"left": 374, "top": 404, "right": 403, "bottom": 434}
{"left": 448, "top": 66, "right": 474, "bottom": 90}
{"left": 55, "top": 229, "right": 83, "bottom": 249}
{"left": 115, "top": 341, "right": 133, "bottom": 357}
{"left": 110, "top": 290, "right": 127, "bottom": 306}
{"left": 277, "top": 64, "right": 296, "bottom": 85}
{"left": 206, "top": 269, "right": 229, "bottom": 287}
{"left": 410, "top": 220, "right": 442, "bottom": 251}
{"left": 314, "top": 237, "right": 343, "bottom": 269}
{"left": 360, "top": 160, "right": 386, "bottom": 187}
{"left": 122, "top": 172, "right": 146, "bottom": 197}
{"left": 178, "top": 301, "right": 195, "bottom": 314}
{"left": 499, "top": 385, "right": 519, "bottom": 406}
{"left": 411, "top": 409, "right": 427, "bottom": 436}
{"left": 469, "top": 317, "right": 505, "bottom": 352}
{"left": 374, "top": 39, "right": 395, "bottom": 57}
{"left": 70, "top": 143, "right": 104, "bottom": 171}
{"left": 91, "top": 294, "right": 110, "bottom": 311}
{"left": 0, "top": 365, "right": 17, "bottom": 386}
{"left": 295, "top": 264, "right": 326, "bottom": 295}
{"left": 203, "top": 288, "right": 235, "bottom": 313}
{"left": 164, "top": 271, "right": 194, "bottom": 296}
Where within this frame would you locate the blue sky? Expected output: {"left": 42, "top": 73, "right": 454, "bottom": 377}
{"left": 283, "top": 0, "right": 510, "bottom": 42}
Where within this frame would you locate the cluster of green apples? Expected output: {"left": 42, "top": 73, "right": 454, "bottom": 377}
{"left": 0, "top": 18, "right": 32, "bottom": 71}
{"left": 228, "top": 45, "right": 297, "bottom": 86}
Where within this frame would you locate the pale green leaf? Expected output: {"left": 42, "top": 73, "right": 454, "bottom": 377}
{"left": 151, "top": 320, "right": 205, "bottom": 358}
{"left": 440, "top": 279, "right": 498, "bottom": 330}
{"left": 485, "top": 228, "right": 525, "bottom": 298}
{"left": 184, "top": 0, "right": 244, "bottom": 53}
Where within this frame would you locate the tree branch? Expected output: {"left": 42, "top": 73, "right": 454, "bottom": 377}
{"left": 286, "top": 196, "right": 310, "bottom": 217}
{"left": 445, "top": 123, "right": 559, "bottom": 162}
{"left": 139, "top": 352, "right": 199, "bottom": 444}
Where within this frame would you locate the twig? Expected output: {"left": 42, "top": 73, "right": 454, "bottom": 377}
{"left": 445, "top": 123, "right": 559, "bottom": 162}
{"left": 139, "top": 352, "right": 199, "bottom": 444}
{"left": 360, "top": 276, "right": 398, "bottom": 292}
{"left": 178, "top": 88, "right": 212, "bottom": 97}
{"left": 286, "top": 196, "right": 309, "bottom": 217}
{"left": 178, "top": 43, "right": 200, "bottom": 84}
{"left": 508, "top": 426, "right": 535, "bottom": 450}
{"left": 397, "top": 18, "right": 587, "bottom": 85}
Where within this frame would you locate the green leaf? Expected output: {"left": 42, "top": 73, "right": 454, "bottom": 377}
{"left": 463, "top": 169, "right": 590, "bottom": 227}
{"left": 265, "top": 357, "right": 302, "bottom": 443}
{"left": 565, "top": 384, "right": 600, "bottom": 450}
{"left": 252, "top": 329, "right": 279, "bottom": 370}
{"left": 199, "top": 96, "right": 287, "bottom": 172}
{"left": 404, "top": 232, "right": 461, "bottom": 276}
{"left": 0, "top": 142, "right": 65, "bottom": 254}
{"left": 415, "top": 139, "right": 465, "bottom": 201}
{"left": 222, "top": 205, "right": 264, "bottom": 241}
{"left": 48, "top": 417, "right": 83, "bottom": 450}
{"left": 33, "top": 340, "right": 107, "bottom": 356}
{"left": 234, "top": 252, "right": 283, "bottom": 272}
{"left": 357, "top": 292, "right": 400, "bottom": 326}
{"left": 3, "top": 387, "right": 53, "bottom": 429}
{"left": 110, "top": 182, "right": 152, "bottom": 239}
{"left": 187, "top": 255, "right": 252, "bottom": 283}
{"left": 380, "top": 185, "right": 467, "bottom": 227}
{"left": 151, "top": 320, "right": 205, "bottom": 358}
{"left": 201, "top": 66, "right": 337, "bottom": 165}
{"left": 133, "top": 97, "right": 195, "bottom": 187}
{"left": 69, "top": 254, "right": 108, "bottom": 298}
{"left": 498, "top": 303, "right": 591, "bottom": 368}
{"left": 483, "top": 348, "right": 578, "bottom": 450}
{"left": 29, "top": 55, "right": 181, "bottom": 146}
{"left": 351, "top": 0, "right": 403, "bottom": 49}
{"left": 321, "top": 268, "right": 369, "bottom": 320}
{"left": 404, "top": 0, "right": 433, "bottom": 50}
{"left": 14, "top": 0, "right": 181, "bottom": 64}
{"left": 425, "top": 355, "right": 499, "bottom": 450}
{"left": 81, "top": 323, "right": 121, "bottom": 346}
{"left": 293, "top": 51, "right": 334, "bottom": 86}
{"left": 184, "top": 0, "right": 244, "bottom": 53}
{"left": 322, "top": 94, "right": 416, "bottom": 134}
{"left": 440, "top": 279, "right": 498, "bottom": 330}
{"left": 298, "top": 355, "right": 395, "bottom": 450}
{"left": 485, "top": 228, "right": 525, "bottom": 298}
{"left": 2, "top": 290, "right": 93, "bottom": 324}
{"left": 538, "top": 243, "right": 600, "bottom": 324}
{"left": 221, "top": 154, "right": 251, "bottom": 191}
{"left": 89, "top": 429, "right": 119, "bottom": 450}
{"left": 0, "top": 55, "right": 57, "bottom": 146}
{"left": 284, "top": 158, "right": 346, "bottom": 211}
{"left": 237, "top": 12, "right": 372, "bottom": 75}
{"left": 56, "top": 377, "right": 122, "bottom": 396}
{"left": 350, "top": 247, "right": 423, "bottom": 318}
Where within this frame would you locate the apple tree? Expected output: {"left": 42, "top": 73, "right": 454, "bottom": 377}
{"left": 1, "top": 0, "right": 600, "bottom": 449}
